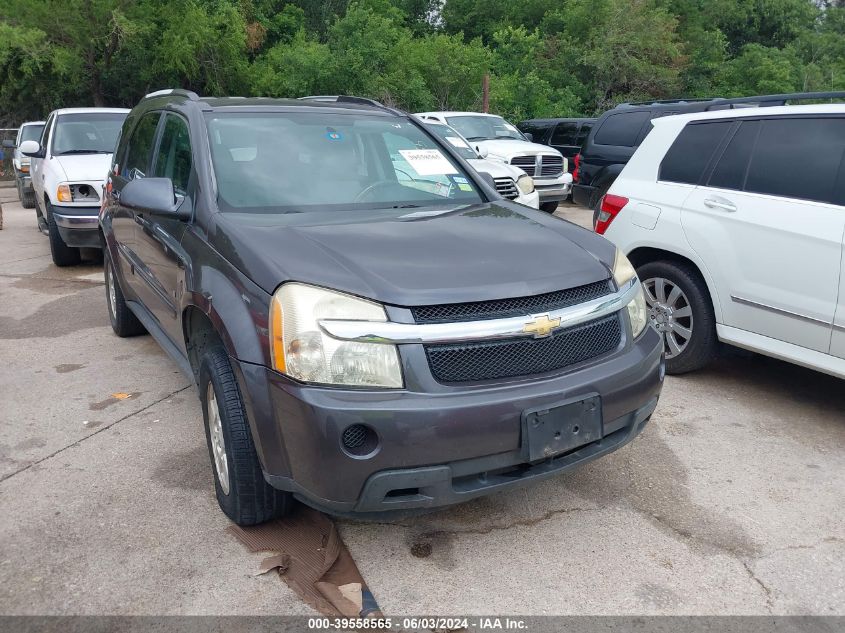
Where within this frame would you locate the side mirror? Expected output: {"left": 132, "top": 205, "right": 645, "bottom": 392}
{"left": 2, "top": 139, "right": 15, "bottom": 149}
{"left": 19, "top": 140, "right": 42, "bottom": 157}
{"left": 121, "top": 177, "right": 189, "bottom": 219}
{"left": 523, "top": 132, "right": 533, "bottom": 142}
{"left": 475, "top": 145, "right": 489, "bottom": 159}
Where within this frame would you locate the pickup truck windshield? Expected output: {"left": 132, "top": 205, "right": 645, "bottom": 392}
{"left": 52, "top": 113, "right": 125, "bottom": 156}
{"left": 206, "top": 113, "right": 483, "bottom": 213}
{"left": 424, "top": 123, "right": 479, "bottom": 160}
{"left": 19, "top": 124, "right": 44, "bottom": 144}
{"left": 445, "top": 115, "right": 526, "bottom": 142}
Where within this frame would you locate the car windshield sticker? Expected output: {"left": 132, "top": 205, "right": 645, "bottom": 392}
{"left": 326, "top": 128, "right": 343, "bottom": 141}
{"left": 453, "top": 176, "right": 468, "bottom": 184}
{"left": 445, "top": 136, "right": 470, "bottom": 149}
{"left": 398, "top": 149, "right": 458, "bottom": 176}
{"left": 457, "top": 183, "right": 473, "bottom": 192}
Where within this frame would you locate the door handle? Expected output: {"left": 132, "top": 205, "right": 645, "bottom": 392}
{"left": 703, "top": 198, "right": 737, "bottom": 212}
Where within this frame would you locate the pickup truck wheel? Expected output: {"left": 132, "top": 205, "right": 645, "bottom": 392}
{"left": 104, "top": 250, "right": 146, "bottom": 337}
{"left": 46, "top": 201, "right": 81, "bottom": 267}
{"left": 200, "top": 345, "right": 293, "bottom": 525}
{"left": 18, "top": 180, "right": 35, "bottom": 209}
{"left": 637, "top": 260, "right": 717, "bottom": 374}
{"left": 540, "top": 201, "right": 559, "bottom": 213}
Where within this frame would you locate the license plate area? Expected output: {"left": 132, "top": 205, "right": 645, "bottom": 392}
{"left": 521, "top": 395, "right": 602, "bottom": 462}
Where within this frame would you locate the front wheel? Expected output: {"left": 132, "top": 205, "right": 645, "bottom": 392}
{"left": 200, "top": 344, "right": 293, "bottom": 525}
{"left": 637, "top": 260, "right": 717, "bottom": 374}
{"left": 46, "top": 201, "right": 81, "bottom": 267}
{"left": 540, "top": 201, "right": 559, "bottom": 214}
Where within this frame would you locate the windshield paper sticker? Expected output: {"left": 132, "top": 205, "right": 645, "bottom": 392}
{"left": 399, "top": 149, "right": 458, "bottom": 176}
{"left": 445, "top": 136, "right": 470, "bottom": 149}
{"left": 453, "top": 176, "right": 468, "bottom": 184}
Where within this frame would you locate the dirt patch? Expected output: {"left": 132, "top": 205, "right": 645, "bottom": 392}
{"left": 0, "top": 286, "right": 108, "bottom": 339}
{"left": 55, "top": 363, "right": 85, "bottom": 373}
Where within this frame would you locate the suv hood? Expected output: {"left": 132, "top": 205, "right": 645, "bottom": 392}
{"left": 54, "top": 154, "right": 112, "bottom": 183}
{"left": 212, "top": 202, "right": 615, "bottom": 307}
{"left": 474, "top": 139, "right": 562, "bottom": 160}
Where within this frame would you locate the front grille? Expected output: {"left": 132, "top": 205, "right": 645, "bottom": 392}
{"left": 494, "top": 177, "right": 519, "bottom": 199}
{"left": 510, "top": 155, "right": 536, "bottom": 176}
{"left": 425, "top": 314, "right": 622, "bottom": 382}
{"left": 411, "top": 279, "right": 612, "bottom": 324}
{"left": 539, "top": 155, "right": 563, "bottom": 178}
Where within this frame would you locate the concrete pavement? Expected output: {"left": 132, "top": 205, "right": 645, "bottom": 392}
{"left": 1, "top": 190, "right": 843, "bottom": 615}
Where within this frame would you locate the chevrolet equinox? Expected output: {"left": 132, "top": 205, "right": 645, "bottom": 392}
{"left": 100, "top": 90, "right": 664, "bottom": 525}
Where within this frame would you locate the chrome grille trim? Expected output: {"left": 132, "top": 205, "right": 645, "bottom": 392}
{"left": 493, "top": 177, "right": 519, "bottom": 199}
{"left": 318, "top": 278, "right": 640, "bottom": 345}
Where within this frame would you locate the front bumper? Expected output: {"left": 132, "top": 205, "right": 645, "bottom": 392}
{"left": 534, "top": 174, "right": 574, "bottom": 202}
{"left": 233, "top": 323, "right": 664, "bottom": 517}
{"left": 51, "top": 204, "right": 101, "bottom": 248}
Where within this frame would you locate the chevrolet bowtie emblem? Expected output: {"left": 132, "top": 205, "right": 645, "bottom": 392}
{"left": 523, "top": 313, "right": 561, "bottom": 338}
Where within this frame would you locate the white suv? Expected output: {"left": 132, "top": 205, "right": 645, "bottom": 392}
{"left": 597, "top": 105, "right": 845, "bottom": 379}
{"left": 417, "top": 111, "right": 572, "bottom": 213}
{"left": 22, "top": 107, "right": 129, "bottom": 266}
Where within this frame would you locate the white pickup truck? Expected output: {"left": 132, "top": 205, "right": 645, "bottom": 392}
{"left": 8, "top": 121, "right": 45, "bottom": 209}
{"left": 416, "top": 111, "right": 573, "bottom": 213}
{"left": 21, "top": 107, "right": 128, "bottom": 266}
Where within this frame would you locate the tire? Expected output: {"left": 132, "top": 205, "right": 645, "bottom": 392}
{"left": 104, "top": 249, "right": 146, "bottom": 337}
{"left": 540, "top": 201, "right": 559, "bottom": 213}
{"left": 21, "top": 187, "right": 36, "bottom": 209}
{"left": 45, "top": 200, "right": 81, "bottom": 267}
{"left": 637, "top": 260, "right": 718, "bottom": 374}
{"left": 200, "top": 344, "right": 293, "bottom": 525}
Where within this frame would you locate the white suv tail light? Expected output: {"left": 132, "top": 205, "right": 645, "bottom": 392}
{"left": 595, "top": 194, "right": 629, "bottom": 234}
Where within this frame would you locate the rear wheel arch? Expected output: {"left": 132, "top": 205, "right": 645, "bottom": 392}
{"left": 626, "top": 247, "right": 722, "bottom": 323}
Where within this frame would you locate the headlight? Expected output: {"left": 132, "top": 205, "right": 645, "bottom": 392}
{"left": 269, "top": 283, "right": 403, "bottom": 388}
{"left": 612, "top": 249, "right": 647, "bottom": 338}
{"left": 516, "top": 174, "right": 535, "bottom": 195}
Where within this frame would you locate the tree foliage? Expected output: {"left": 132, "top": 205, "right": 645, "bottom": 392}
{"left": 1, "top": 0, "right": 843, "bottom": 125}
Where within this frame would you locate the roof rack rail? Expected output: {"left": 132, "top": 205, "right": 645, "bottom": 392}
{"left": 299, "top": 95, "right": 403, "bottom": 114}
{"left": 702, "top": 90, "right": 845, "bottom": 110}
{"left": 616, "top": 97, "right": 722, "bottom": 108}
{"left": 144, "top": 88, "right": 200, "bottom": 101}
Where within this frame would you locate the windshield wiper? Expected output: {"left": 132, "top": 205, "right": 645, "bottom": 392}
{"left": 463, "top": 136, "right": 490, "bottom": 141}
{"left": 55, "top": 149, "right": 110, "bottom": 155}
{"left": 391, "top": 204, "right": 421, "bottom": 209}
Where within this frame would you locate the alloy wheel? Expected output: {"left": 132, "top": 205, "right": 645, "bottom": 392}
{"left": 642, "top": 276, "right": 693, "bottom": 359}
{"left": 206, "top": 383, "right": 231, "bottom": 495}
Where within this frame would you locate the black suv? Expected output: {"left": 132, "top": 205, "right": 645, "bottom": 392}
{"left": 572, "top": 91, "right": 845, "bottom": 212}
{"left": 517, "top": 118, "right": 595, "bottom": 173}
{"left": 100, "top": 90, "right": 663, "bottom": 524}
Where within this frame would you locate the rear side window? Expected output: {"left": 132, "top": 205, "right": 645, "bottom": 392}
{"left": 593, "top": 111, "right": 651, "bottom": 147}
{"left": 551, "top": 123, "right": 579, "bottom": 146}
{"left": 575, "top": 123, "right": 592, "bottom": 146}
{"left": 744, "top": 117, "right": 845, "bottom": 204}
{"left": 659, "top": 121, "right": 732, "bottom": 185}
{"left": 122, "top": 112, "right": 161, "bottom": 179}
{"left": 708, "top": 120, "right": 760, "bottom": 191}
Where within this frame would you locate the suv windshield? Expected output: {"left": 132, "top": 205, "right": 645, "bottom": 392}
{"left": 445, "top": 115, "right": 526, "bottom": 142}
{"left": 206, "top": 113, "right": 483, "bottom": 213}
{"left": 423, "top": 123, "right": 478, "bottom": 160}
{"left": 19, "top": 124, "right": 44, "bottom": 144}
{"left": 52, "top": 112, "right": 125, "bottom": 156}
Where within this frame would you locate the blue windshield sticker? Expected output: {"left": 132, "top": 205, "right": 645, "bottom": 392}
{"left": 326, "top": 128, "right": 343, "bottom": 141}
{"left": 453, "top": 176, "right": 468, "bottom": 184}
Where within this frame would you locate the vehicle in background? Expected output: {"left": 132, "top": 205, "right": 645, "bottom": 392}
{"left": 517, "top": 118, "right": 595, "bottom": 174}
{"left": 572, "top": 91, "right": 845, "bottom": 215}
{"left": 100, "top": 89, "right": 662, "bottom": 525}
{"left": 422, "top": 120, "right": 539, "bottom": 209}
{"left": 599, "top": 104, "right": 845, "bottom": 379}
{"left": 10, "top": 121, "right": 45, "bottom": 209}
{"left": 417, "top": 111, "right": 572, "bottom": 213}
{"left": 21, "top": 107, "right": 129, "bottom": 266}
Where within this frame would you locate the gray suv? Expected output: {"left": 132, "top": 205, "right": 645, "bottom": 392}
{"left": 100, "top": 90, "right": 664, "bottom": 524}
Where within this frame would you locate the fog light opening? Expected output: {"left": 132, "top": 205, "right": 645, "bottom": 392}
{"left": 340, "top": 424, "right": 379, "bottom": 457}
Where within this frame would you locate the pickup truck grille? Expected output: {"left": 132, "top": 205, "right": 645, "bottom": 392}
{"left": 411, "top": 279, "right": 612, "bottom": 324}
{"left": 494, "top": 177, "right": 519, "bottom": 199}
{"left": 510, "top": 156, "right": 536, "bottom": 176}
{"left": 539, "top": 155, "right": 563, "bottom": 177}
{"left": 509, "top": 155, "right": 564, "bottom": 179}
{"left": 425, "top": 314, "right": 622, "bottom": 383}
